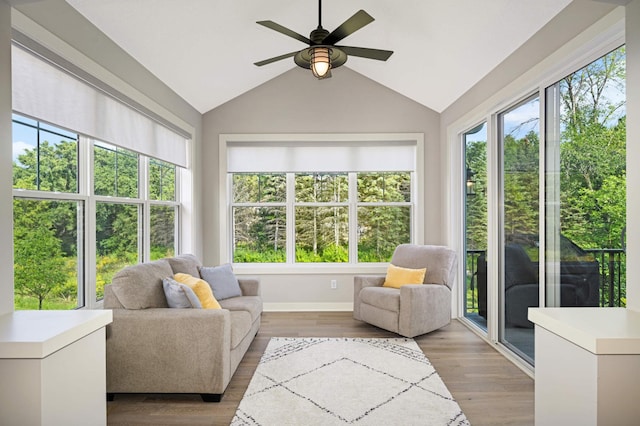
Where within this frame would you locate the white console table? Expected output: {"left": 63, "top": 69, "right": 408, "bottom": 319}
{"left": 0, "top": 310, "right": 112, "bottom": 426}
{"left": 529, "top": 307, "right": 640, "bottom": 426}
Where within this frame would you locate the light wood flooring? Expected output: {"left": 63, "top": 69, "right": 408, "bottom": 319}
{"left": 107, "top": 312, "right": 534, "bottom": 426}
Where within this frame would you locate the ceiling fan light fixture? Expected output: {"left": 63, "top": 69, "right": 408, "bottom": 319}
{"left": 310, "top": 46, "right": 331, "bottom": 79}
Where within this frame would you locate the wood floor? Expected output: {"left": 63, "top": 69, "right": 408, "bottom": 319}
{"left": 106, "top": 312, "right": 534, "bottom": 426}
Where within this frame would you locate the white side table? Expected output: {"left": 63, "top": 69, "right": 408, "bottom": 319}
{"left": 0, "top": 310, "right": 112, "bottom": 426}
{"left": 529, "top": 307, "right": 640, "bottom": 426}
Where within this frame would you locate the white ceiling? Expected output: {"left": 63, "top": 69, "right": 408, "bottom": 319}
{"left": 64, "top": 0, "right": 573, "bottom": 114}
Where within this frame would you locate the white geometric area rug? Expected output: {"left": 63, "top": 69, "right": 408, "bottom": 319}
{"left": 231, "top": 337, "right": 470, "bottom": 426}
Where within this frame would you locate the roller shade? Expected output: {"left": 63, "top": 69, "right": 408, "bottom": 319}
{"left": 227, "top": 140, "right": 417, "bottom": 173}
{"left": 11, "top": 44, "right": 188, "bottom": 168}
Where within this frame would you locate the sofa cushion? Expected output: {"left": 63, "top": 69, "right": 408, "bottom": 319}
{"left": 162, "top": 277, "right": 202, "bottom": 308}
{"left": 199, "top": 263, "right": 242, "bottom": 300}
{"left": 166, "top": 254, "right": 202, "bottom": 277}
{"left": 173, "top": 273, "right": 221, "bottom": 309}
{"left": 110, "top": 259, "right": 173, "bottom": 309}
{"left": 360, "top": 286, "right": 400, "bottom": 312}
{"left": 219, "top": 296, "right": 263, "bottom": 323}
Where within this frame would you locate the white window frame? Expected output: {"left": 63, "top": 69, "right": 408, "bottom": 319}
{"left": 219, "top": 133, "right": 424, "bottom": 274}
{"left": 12, "top": 115, "right": 182, "bottom": 309}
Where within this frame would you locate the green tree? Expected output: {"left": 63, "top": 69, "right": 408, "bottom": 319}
{"left": 559, "top": 47, "right": 626, "bottom": 251}
{"left": 14, "top": 224, "right": 68, "bottom": 310}
{"left": 13, "top": 139, "right": 78, "bottom": 192}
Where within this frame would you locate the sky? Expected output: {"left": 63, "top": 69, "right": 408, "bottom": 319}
{"left": 12, "top": 114, "right": 76, "bottom": 163}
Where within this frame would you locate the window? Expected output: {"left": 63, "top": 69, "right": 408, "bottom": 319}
{"left": 545, "top": 45, "right": 626, "bottom": 308}
{"left": 150, "top": 205, "right": 177, "bottom": 260}
{"left": 296, "top": 173, "right": 349, "bottom": 263}
{"left": 13, "top": 198, "right": 82, "bottom": 310}
{"left": 357, "top": 172, "right": 412, "bottom": 262}
{"left": 149, "top": 159, "right": 177, "bottom": 201}
{"left": 12, "top": 115, "right": 78, "bottom": 193}
{"left": 499, "top": 94, "right": 541, "bottom": 364}
{"left": 230, "top": 172, "right": 413, "bottom": 264}
{"left": 95, "top": 202, "right": 140, "bottom": 301}
{"left": 12, "top": 114, "right": 182, "bottom": 309}
{"left": 94, "top": 141, "right": 139, "bottom": 198}
{"left": 232, "top": 174, "right": 287, "bottom": 263}
{"left": 223, "top": 134, "right": 422, "bottom": 266}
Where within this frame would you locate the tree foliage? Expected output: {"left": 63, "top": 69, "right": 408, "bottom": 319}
{"left": 14, "top": 217, "right": 69, "bottom": 310}
{"left": 232, "top": 172, "right": 412, "bottom": 263}
{"left": 12, "top": 132, "right": 175, "bottom": 309}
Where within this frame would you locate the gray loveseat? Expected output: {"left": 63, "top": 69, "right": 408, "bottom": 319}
{"left": 103, "top": 254, "right": 262, "bottom": 402}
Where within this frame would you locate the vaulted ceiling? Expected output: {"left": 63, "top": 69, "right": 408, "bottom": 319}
{"left": 63, "top": 0, "right": 574, "bottom": 114}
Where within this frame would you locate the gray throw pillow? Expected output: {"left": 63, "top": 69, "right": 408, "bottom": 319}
{"left": 162, "top": 277, "right": 202, "bottom": 308}
{"left": 199, "top": 263, "right": 242, "bottom": 300}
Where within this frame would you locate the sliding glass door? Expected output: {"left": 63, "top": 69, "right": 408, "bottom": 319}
{"left": 464, "top": 45, "right": 627, "bottom": 366}
{"left": 463, "top": 123, "right": 488, "bottom": 331}
{"left": 544, "top": 46, "right": 626, "bottom": 311}
{"left": 498, "top": 95, "right": 540, "bottom": 363}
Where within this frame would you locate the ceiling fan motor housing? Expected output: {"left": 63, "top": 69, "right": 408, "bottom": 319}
{"left": 294, "top": 27, "right": 347, "bottom": 70}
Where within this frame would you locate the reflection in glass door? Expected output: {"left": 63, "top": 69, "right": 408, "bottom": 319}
{"left": 463, "top": 123, "right": 488, "bottom": 331}
{"left": 499, "top": 95, "right": 540, "bottom": 364}
{"left": 545, "top": 46, "right": 626, "bottom": 311}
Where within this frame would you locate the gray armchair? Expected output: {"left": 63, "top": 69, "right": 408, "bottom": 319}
{"left": 353, "top": 244, "right": 457, "bottom": 337}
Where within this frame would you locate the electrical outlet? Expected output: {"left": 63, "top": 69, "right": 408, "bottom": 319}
{"left": 331, "top": 279, "right": 337, "bottom": 289}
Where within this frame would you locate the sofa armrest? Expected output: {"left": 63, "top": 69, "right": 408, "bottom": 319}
{"left": 353, "top": 275, "right": 385, "bottom": 320}
{"left": 106, "top": 308, "right": 232, "bottom": 394}
{"left": 238, "top": 278, "right": 260, "bottom": 296}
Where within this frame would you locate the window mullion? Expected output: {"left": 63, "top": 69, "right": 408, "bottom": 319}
{"left": 86, "top": 139, "right": 99, "bottom": 307}
{"left": 287, "top": 173, "right": 296, "bottom": 263}
{"left": 141, "top": 156, "right": 150, "bottom": 262}
{"left": 349, "top": 173, "right": 358, "bottom": 264}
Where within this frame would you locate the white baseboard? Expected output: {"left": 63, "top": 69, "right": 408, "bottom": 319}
{"left": 264, "top": 302, "right": 353, "bottom": 312}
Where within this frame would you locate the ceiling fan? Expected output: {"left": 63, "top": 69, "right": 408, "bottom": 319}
{"left": 254, "top": 0, "right": 393, "bottom": 79}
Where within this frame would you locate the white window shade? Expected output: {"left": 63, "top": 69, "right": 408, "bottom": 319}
{"left": 11, "top": 45, "right": 188, "bottom": 168}
{"left": 227, "top": 140, "right": 417, "bottom": 173}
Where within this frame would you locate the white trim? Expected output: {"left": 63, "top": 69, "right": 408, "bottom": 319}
{"left": 233, "top": 263, "right": 387, "bottom": 276}
{"left": 264, "top": 302, "right": 354, "bottom": 312}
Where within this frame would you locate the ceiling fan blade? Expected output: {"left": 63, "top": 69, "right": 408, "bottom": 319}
{"left": 338, "top": 46, "right": 394, "bottom": 61}
{"left": 254, "top": 51, "right": 299, "bottom": 67}
{"left": 257, "top": 20, "right": 312, "bottom": 45}
{"left": 322, "top": 10, "right": 374, "bottom": 45}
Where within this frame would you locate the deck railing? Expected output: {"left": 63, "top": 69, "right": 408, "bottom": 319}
{"left": 465, "top": 248, "right": 626, "bottom": 312}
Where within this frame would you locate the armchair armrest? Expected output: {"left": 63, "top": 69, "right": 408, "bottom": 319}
{"left": 238, "top": 278, "right": 260, "bottom": 296}
{"left": 353, "top": 275, "right": 385, "bottom": 320}
{"left": 106, "top": 308, "right": 231, "bottom": 394}
{"left": 399, "top": 284, "right": 451, "bottom": 337}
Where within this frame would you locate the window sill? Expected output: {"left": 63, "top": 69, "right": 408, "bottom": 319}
{"left": 231, "top": 263, "right": 388, "bottom": 275}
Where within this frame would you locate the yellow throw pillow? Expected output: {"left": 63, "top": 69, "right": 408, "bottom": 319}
{"left": 383, "top": 264, "right": 427, "bottom": 289}
{"left": 173, "top": 273, "right": 221, "bottom": 309}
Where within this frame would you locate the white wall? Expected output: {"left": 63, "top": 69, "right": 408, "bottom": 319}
{"left": 0, "top": 0, "right": 14, "bottom": 316}
{"left": 625, "top": 0, "right": 640, "bottom": 310}
{"left": 202, "top": 66, "right": 441, "bottom": 310}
